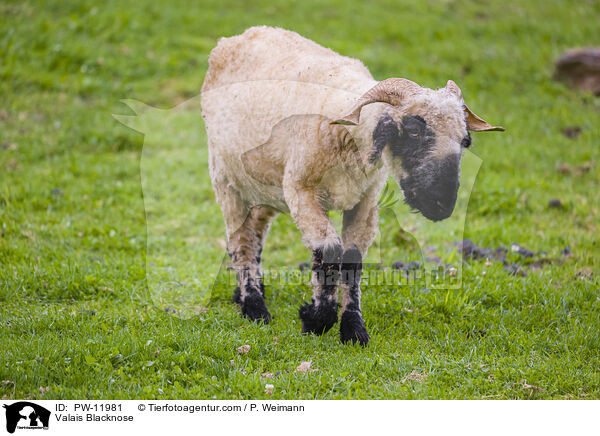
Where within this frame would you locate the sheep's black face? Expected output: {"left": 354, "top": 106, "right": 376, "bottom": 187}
{"left": 399, "top": 152, "right": 460, "bottom": 221}
{"left": 372, "top": 113, "right": 461, "bottom": 222}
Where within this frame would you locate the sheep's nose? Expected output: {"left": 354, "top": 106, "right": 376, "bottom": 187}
{"left": 420, "top": 156, "right": 460, "bottom": 221}
{"left": 399, "top": 153, "right": 461, "bottom": 222}
{"left": 433, "top": 196, "right": 457, "bottom": 220}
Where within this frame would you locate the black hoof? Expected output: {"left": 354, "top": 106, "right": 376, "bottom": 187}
{"left": 299, "top": 301, "right": 338, "bottom": 335}
{"left": 241, "top": 290, "right": 271, "bottom": 324}
{"left": 340, "top": 310, "right": 369, "bottom": 346}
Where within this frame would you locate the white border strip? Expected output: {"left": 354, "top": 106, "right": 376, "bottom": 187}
{"left": 1, "top": 400, "right": 596, "bottom": 436}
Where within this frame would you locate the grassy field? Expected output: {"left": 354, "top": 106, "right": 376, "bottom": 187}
{"left": 1, "top": 0, "right": 599, "bottom": 399}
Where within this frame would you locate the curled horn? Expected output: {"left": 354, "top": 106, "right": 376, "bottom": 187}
{"left": 331, "top": 78, "right": 421, "bottom": 126}
{"left": 446, "top": 80, "right": 505, "bottom": 132}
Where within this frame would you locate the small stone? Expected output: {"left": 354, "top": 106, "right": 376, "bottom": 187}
{"left": 562, "top": 126, "right": 582, "bottom": 139}
{"left": 492, "top": 246, "right": 508, "bottom": 261}
{"left": 459, "top": 239, "right": 490, "bottom": 260}
{"left": 295, "top": 361, "right": 312, "bottom": 373}
{"left": 391, "top": 261, "right": 408, "bottom": 271}
{"left": 554, "top": 48, "right": 600, "bottom": 95}
{"left": 557, "top": 162, "right": 594, "bottom": 176}
{"left": 511, "top": 244, "right": 534, "bottom": 258}
{"left": 557, "top": 163, "right": 572, "bottom": 174}
{"left": 236, "top": 344, "right": 251, "bottom": 354}
{"left": 548, "top": 199, "right": 563, "bottom": 208}
{"left": 401, "top": 371, "right": 427, "bottom": 383}
{"left": 408, "top": 261, "right": 421, "bottom": 270}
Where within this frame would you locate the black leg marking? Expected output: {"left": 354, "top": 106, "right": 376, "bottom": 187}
{"left": 241, "top": 280, "right": 271, "bottom": 324}
{"left": 340, "top": 247, "right": 361, "bottom": 311}
{"left": 233, "top": 266, "right": 271, "bottom": 324}
{"left": 299, "top": 244, "right": 342, "bottom": 335}
{"left": 232, "top": 286, "right": 241, "bottom": 305}
{"left": 232, "top": 277, "right": 265, "bottom": 305}
{"left": 340, "top": 247, "right": 369, "bottom": 346}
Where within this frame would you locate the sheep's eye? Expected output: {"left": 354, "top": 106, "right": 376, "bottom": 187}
{"left": 461, "top": 133, "right": 472, "bottom": 148}
{"left": 404, "top": 115, "right": 426, "bottom": 137}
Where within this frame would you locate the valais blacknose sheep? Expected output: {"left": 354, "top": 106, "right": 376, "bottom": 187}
{"left": 201, "top": 26, "right": 504, "bottom": 346}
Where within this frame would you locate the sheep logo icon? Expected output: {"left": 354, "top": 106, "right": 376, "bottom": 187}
{"left": 2, "top": 402, "right": 50, "bottom": 433}
{"left": 115, "top": 82, "right": 483, "bottom": 320}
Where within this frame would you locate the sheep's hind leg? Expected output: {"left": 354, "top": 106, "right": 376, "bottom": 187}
{"left": 227, "top": 205, "right": 277, "bottom": 324}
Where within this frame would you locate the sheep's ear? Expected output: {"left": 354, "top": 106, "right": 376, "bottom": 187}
{"left": 445, "top": 80, "right": 505, "bottom": 132}
{"left": 464, "top": 105, "right": 505, "bottom": 132}
{"left": 445, "top": 79, "right": 463, "bottom": 98}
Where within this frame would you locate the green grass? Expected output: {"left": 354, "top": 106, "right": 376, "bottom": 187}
{"left": 1, "top": 0, "right": 599, "bottom": 399}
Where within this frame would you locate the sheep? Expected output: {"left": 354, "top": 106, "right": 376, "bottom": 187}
{"left": 200, "top": 26, "right": 504, "bottom": 345}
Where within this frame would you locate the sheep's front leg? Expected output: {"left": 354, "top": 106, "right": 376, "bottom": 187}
{"left": 285, "top": 185, "right": 341, "bottom": 335}
{"left": 339, "top": 194, "right": 379, "bottom": 346}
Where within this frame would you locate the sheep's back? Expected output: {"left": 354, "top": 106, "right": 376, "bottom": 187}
{"left": 202, "top": 26, "right": 374, "bottom": 95}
